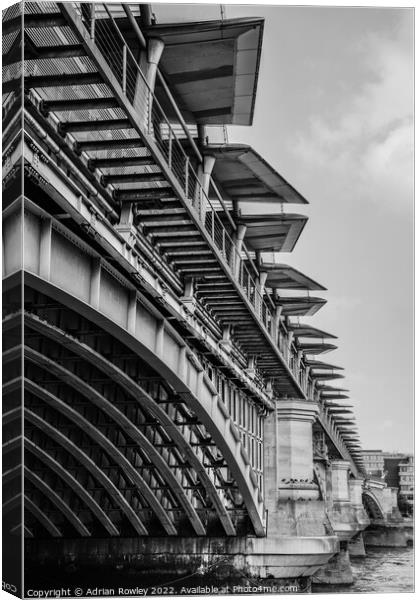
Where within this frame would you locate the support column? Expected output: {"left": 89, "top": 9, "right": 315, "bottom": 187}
{"left": 115, "top": 204, "right": 137, "bottom": 247}
{"left": 255, "top": 270, "right": 267, "bottom": 316}
{"left": 136, "top": 38, "right": 165, "bottom": 131}
{"left": 219, "top": 325, "right": 233, "bottom": 354}
{"left": 349, "top": 478, "right": 364, "bottom": 508}
{"left": 195, "top": 155, "right": 216, "bottom": 221}
{"left": 180, "top": 278, "right": 196, "bottom": 314}
{"left": 233, "top": 224, "right": 247, "bottom": 278}
{"left": 313, "top": 541, "right": 354, "bottom": 586}
{"left": 272, "top": 400, "right": 320, "bottom": 502}
{"left": 201, "top": 155, "right": 216, "bottom": 198}
{"left": 330, "top": 460, "right": 350, "bottom": 503}
{"left": 348, "top": 531, "right": 366, "bottom": 557}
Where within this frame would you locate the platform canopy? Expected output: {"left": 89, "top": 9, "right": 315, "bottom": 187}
{"left": 337, "top": 427, "right": 359, "bottom": 434}
{"left": 306, "top": 359, "right": 344, "bottom": 370}
{"left": 288, "top": 323, "right": 337, "bottom": 339}
{"left": 260, "top": 263, "right": 327, "bottom": 291}
{"left": 312, "top": 373, "right": 345, "bottom": 381}
{"left": 298, "top": 342, "right": 337, "bottom": 355}
{"left": 317, "top": 385, "right": 349, "bottom": 393}
{"left": 206, "top": 144, "right": 308, "bottom": 204}
{"left": 272, "top": 296, "right": 327, "bottom": 317}
{"left": 236, "top": 214, "right": 308, "bottom": 253}
{"left": 150, "top": 19, "right": 264, "bottom": 125}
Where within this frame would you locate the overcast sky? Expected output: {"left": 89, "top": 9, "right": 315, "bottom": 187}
{"left": 156, "top": 2, "right": 414, "bottom": 453}
{"left": 226, "top": 4, "right": 414, "bottom": 454}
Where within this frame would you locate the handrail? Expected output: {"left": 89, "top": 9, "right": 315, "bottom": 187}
{"left": 87, "top": 3, "right": 276, "bottom": 321}
{"left": 64, "top": 4, "right": 361, "bottom": 464}
{"left": 121, "top": 3, "right": 203, "bottom": 164}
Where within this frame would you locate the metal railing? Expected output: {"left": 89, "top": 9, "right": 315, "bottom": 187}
{"left": 74, "top": 4, "right": 276, "bottom": 333}
{"left": 68, "top": 3, "right": 362, "bottom": 464}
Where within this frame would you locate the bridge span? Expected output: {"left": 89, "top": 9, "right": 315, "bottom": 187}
{"left": 2, "top": 2, "right": 406, "bottom": 593}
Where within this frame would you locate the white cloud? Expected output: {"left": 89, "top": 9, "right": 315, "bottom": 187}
{"left": 293, "top": 30, "right": 413, "bottom": 211}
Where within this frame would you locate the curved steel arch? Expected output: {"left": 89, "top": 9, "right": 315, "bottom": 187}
{"left": 25, "top": 438, "right": 119, "bottom": 536}
{"left": 2, "top": 436, "right": 21, "bottom": 455}
{"left": 2, "top": 405, "right": 119, "bottom": 535}
{"left": 10, "top": 523, "right": 34, "bottom": 538}
{"left": 24, "top": 496, "right": 63, "bottom": 538}
{"left": 25, "top": 379, "right": 177, "bottom": 536}
{"left": 362, "top": 490, "right": 385, "bottom": 521}
{"left": 3, "top": 464, "right": 21, "bottom": 484}
{"left": 25, "top": 346, "right": 206, "bottom": 536}
{"left": 25, "top": 408, "right": 149, "bottom": 536}
{"left": 23, "top": 272, "right": 265, "bottom": 535}
{"left": 3, "top": 345, "right": 21, "bottom": 365}
{"left": 4, "top": 494, "right": 62, "bottom": 538}
{"left": 24, "top": 312, "right": 237, "bottom": 536}
{"left": 4, "top": 459, "right": 91, "bottom": 536}
{"left": 2, "top": 405, "right": 21, "bottom": 425}
{"left": 2, "top": 378, "right": 21, "bottom": 397}
{"left": 2, "top": 494, "right": 20, "bottom": 515}
{"left": 25, "top": 467, "right": 91, "bottom": 537}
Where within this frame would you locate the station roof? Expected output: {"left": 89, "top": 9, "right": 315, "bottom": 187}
{"left": 237, "top": 214, "right": 308, "bottom": 253}
{"left": 306, "top": 359, "right": 344, "bottom": 370}
{"left": 317, "top": 385, "right": 349, "bottom": 393}
{"left": 312, "top": 373, "right": 345, "bottom": 381}
{"left": 288, "top": 323, "right": 337, "bottom": 339}
{"left": 272, "top": 295, "right": 327, "bottom": 317}
{"left": 260, "top": 263, "right": 327, "bottom": 291}
{"left": 337, "top": 427, "right": 359, "bottom": 433}
{"left": 150, "top": 19, "right": 264, "bottom": 125}
{"left": 206, "top": 144, "right": 308, "bottom": 204}
{"left": 298, "top": 342, "right": 337, "bottom": 355}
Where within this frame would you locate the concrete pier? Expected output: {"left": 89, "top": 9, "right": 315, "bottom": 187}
{"left": 364, "top": 521, "right": 413, "bottom": 548}
{"left": 313, "top": 541, "right": 353, "bottom": 586}
{"left": 313, "top": 461, "right": 369, "bottom": 585}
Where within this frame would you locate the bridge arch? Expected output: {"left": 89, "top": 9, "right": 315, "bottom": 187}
{"left": 18, "top": 263, "right": 265, "bottom": 536}
{"left": 362, "top": 490, "right": 385, "bottom": 521}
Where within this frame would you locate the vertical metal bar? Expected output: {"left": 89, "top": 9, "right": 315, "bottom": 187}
{"left": 148, "top": 90, "right": 153, "bottom": 134}
{"left": 122, "top": 45, "right": 127, "bottom": 94}
{"left": 184, "top": 156, "right": 190, "bottom": 197}
{"left": 90, "top": 3, "right": 96, "bottom": 41}
{"left": 211, "top": 210, "right": 215, "bottom": 243}
{"left": 168, "top": 128, "right": 172, "bottom": 169}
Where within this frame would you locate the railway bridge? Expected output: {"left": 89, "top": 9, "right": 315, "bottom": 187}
{"left": 1, "top": 2, "right": 398, "bottom": 593}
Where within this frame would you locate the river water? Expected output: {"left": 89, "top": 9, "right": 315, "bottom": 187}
{"left": 313, "top": 546, "right": 414, "bottom": 594}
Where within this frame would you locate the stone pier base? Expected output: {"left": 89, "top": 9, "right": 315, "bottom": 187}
{"left": 312, "top": 542, "right": 353, "bottom": 586}
{"left": 24, "top": 532, "right": 337, "bottom": 593}
{"left": 364, "top": 523, "right": 413, "bottom": 548}
{"left": 348, "top": 532, "right": 366, "bottom": 557}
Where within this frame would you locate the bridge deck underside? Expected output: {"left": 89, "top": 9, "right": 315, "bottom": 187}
{"left": 3, "top": 284, "right": 261, "bottom": 540}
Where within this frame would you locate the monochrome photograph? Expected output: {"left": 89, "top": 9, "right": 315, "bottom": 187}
{"left": 1, "top": 0, "right": 414, "bottom": 597}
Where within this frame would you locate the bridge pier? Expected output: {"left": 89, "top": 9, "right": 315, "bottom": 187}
{"left": 348, "top": 531, "right": 366, "bottom": 557}
{"left": 363, "top": 522, "right": 413, "bottom": 548}
{"left": 314, "top": 461, "right": 369, "bottom": 585}
{"left": 362, "top": 479, "right": 412, "bottom": 547}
